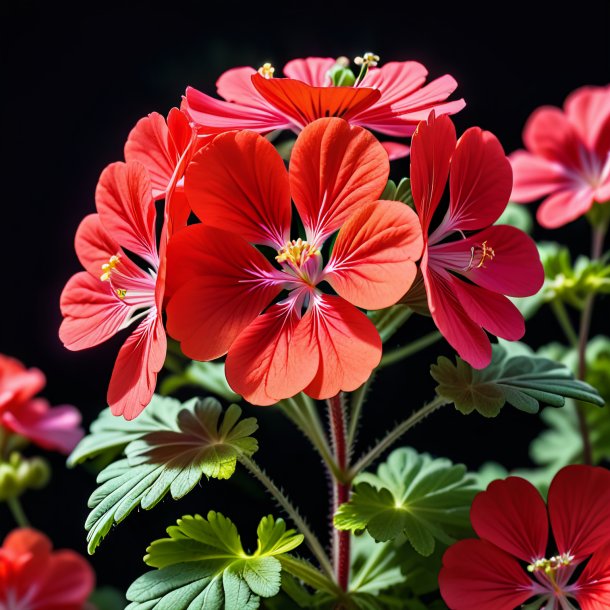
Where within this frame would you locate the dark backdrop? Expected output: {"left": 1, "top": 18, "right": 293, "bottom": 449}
{"left": 2, "top": 0, "right": 609, "bottom": 594}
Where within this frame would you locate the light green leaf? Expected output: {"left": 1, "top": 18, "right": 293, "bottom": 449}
{"left": 431, "top": 343, "right": 604, "bottom": 417}
{"left": 126, "top": 512, "right": 303, "bottom": 610}
{"left": 496, "top": 202, "right": 533, "bottom": 234}
{"left": 394, "top": 178, "right": 414, "bottom": 207}
{"left": 85, "top": 399, "right": 258, "bottom": 553}
{"left": 334, "top": 448, "right": 477, "bottom": 555}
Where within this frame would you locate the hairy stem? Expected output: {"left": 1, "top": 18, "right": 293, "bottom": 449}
{"left": 550, "top": 300, "right": 579, "bottom": 348}
{"left": 239, "top": 455, "right": 334, "bottom": 579}
{"left": 348, "top": 396, "right": 447, "bottom": 479}
{"left": 378, "top": 331, "right": 443, "bottom": 369}
{"left": 7, "top": 496, "right": 30, "bottom": 527}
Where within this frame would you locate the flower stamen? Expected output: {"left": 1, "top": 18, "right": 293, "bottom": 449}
{"left": 100, "top": 255, "right": 120, "bottom": 282}
{"left": 258, "top": 63, "right": 275, "bottom": 79}
{"left": 465, "top": 240, "right": 496, "bottom": 271}
{"left": 276, "top": 238, "right": 320, "bottom": 267}
{"left": 528, "top": 553, "right": 575, "bottom": 576}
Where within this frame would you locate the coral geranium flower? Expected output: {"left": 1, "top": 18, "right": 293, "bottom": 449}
{"left": 510, "top": 85, "right": 610, "bottom": 228}
{"left": 0, "top": 355, "right": 83, "bottom": 454}
{"left": 409, "top": 113, "right": 544, "bottom": 368}
{"left": 0, "top": 528, "right": 95, "bottom": 609}
{"left": 59, "top": 161, "right": 166, "bottom": 420}
{"left": 439, "top": 465, "right": 610, "bottom": 610}
{"left": 166, "top": 117, "right": 423, "bottom": 405}
{"left": 183, "top": 56, "right": 465, "bottom": 160}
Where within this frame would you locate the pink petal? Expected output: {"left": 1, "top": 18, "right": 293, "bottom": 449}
{"left": 548, "top": 465, "right": 610, "bottom": 561}
{"left": 216, "top": 66, "right": 269, "bottom": 105}
{"left": 380, "top": 141, "right": 410, "bottom": 160}
{"left": 304, "top": 294, "right": 382, "bottom": 399}
{"left": 575, "top": 542, "right": 610, "bottom": 610}
{"left": 471, "top": 477, "right": 549, "bottom": 563}
{"left": 0, "top": 356, "right": 46, "bottom": 414}
{"left": 325, "top": 200, "right": 423, "bottom": 309}
{"left": 509, "top": 150, "right": 570, "bottom": 202}
{"left": 95, "top": 161, "right": 158, "bottom": 266}
{"left": 289, "top": 117, "right": 389, "bottom": 244}
{"left": 225, "top": 299, "right": 319, "bottom": 405}
{"left": 185, "top": 130, "right": 291, "bottom": 248}
{"left": 537, "top": 186, "right": 596, "bottom": 228}
{"left": 565, "top": 85, "right": 610, "bottom": 151}
{"left": 410, "top": 113, "right": 456, "bottom": 235}
{"left": 107, "top": 314, "right": 166, "bottom": 420}
{"left": 282, "top": 57, "right": 335, "bottom": 86}
{"left": 439, "top": 539, "right": 536, "bottom": 610}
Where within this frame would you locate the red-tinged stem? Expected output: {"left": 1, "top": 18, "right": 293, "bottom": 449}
{"left": 327, "top": 393, "right": 350, "bottom": 593}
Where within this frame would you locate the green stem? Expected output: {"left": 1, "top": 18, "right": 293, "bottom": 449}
{"left": 550, "top": 300, "right": 579, "bottom": 348}
{"left": 347, "top": 375, "right": 374, "bottom": 455}
{"left": 348, "top": 396, "right": 447, "bottom": 479}
{"left": 369, "top": 306, "right": 412, "bottom": 343}
{"left": 7, "top": 496, "right": 30, "bottom": 527}
{"left": 378, "top": 331, "right": 443, "bottom": 369}
{"left": 239, "top": 455, "right": 334, "bottom": 579}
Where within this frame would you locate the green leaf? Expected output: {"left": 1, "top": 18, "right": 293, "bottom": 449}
{"left": 380, "top": 179, "right": 397, "bottom": 201}
{"left": 126, "top": 512, "right": 303, "bottom": 610}
{"left": 496, "top": 202, "right": 533, "bottom": 234}
{"left": 88, "top": 587, "right": 126, "bottom": 610}
{"left": 67, "top": 395, "right": 183, "bottom": 467}
{"left": 431, "top": 343, "right": 604, "bottom": 417}
{"left": 334, "top": 448, "right": 477, "bottom": 555}
{"left": 85, "top": 399, "right": 258, "bottom": 554}
{"left": 394, "top": 178, "right": 414, "bottom": 207}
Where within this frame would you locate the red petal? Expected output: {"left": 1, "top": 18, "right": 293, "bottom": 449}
{"left": 95, "top": 161, "right": 158, "bottom": 265}
{"left": 252, "top": 73, "right": 381, "bottom": 131}
{"left": 304, "top": 294, "right": 381, "bottom": 399}
{"left": 380, "top": 141, "right": 410, "bottom": 160}
{"left": 439, "top": 539, "right": 536, "bottom": 610}
{"left": 509, "top": 150, "right": 570, "bottom": 203}
{"left": 537, "top": 186, "right": 595, "bottom": 228}
{"left": 410, "top": 113, "right": 456, "bottom": 235}
{"left": 471, "top": 477, "right": 548, "bottom": 563}
{"left": 575, "top": 542, "right": 610, "bottom": 610}
{"left": 225, "top": 300, "right": 319, "bottom": 405}
{"left": 3, "top": 528, "right": 52, "bottom": 592}
{"left": 325, "top": 200, "right": 423, "bottom": 309}
{"left": 165, "top": 225, "right": 281, "bottom": 360}
{"left": 290, "top": 118, "right": 389, "bottom": 243}
{"left": 107, "top": 315, "right": 166, "bottom": 420}
{"left": 437, "top": 127, "right": 512, "bottom": 237}
{"left": 565, "top": 85, "right": 610, "bottom": 151}
{"left": 548, "top": 465, "right": 610, "bottom": 561}
{"left": 59, "top": 272, "right": 133, "bottom": 350}
{"left": 185, "top": 130, "right": 291, "bottom": 248}
{"left": 0, "top": 356, "right": 46, "bottom": 414}
{"left": 282, "top": 57, "right": 335, "bottom": 86}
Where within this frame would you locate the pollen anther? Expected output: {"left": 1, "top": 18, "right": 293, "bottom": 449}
{"left": 100, "top": 255, "right": 120, "bottom": 282}
{"left": 465, "top": 240, "right": 496, "bottom": 271}
{"left": 258, "top": 63, "right": 275, "bottom": 79}
{"left": 116, "top": 289, "right": 127, "bottom": 299}
{"left": 276, "top": 238, "right": 320, "bottom": 267}
{"left": 354, "top": 52, "right": 380, "bottom": 67}
{"left": 527, "top": 553, "right": 574, "bottom": 575}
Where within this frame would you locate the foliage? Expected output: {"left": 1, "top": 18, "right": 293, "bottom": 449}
{"left": 380, "top": 177, "right": 414, "bottom": 207}
{"left": 497, "top": 202, "right": 533, "bottom": 234}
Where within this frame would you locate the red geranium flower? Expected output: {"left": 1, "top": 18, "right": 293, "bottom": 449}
{"left": 183, "top": 56, "right": 465, "bottom": 160}
{"left": 410, "top": 113, "right": 544, "bottom": 368}
{"left": 439, "top": 465, "right": 610, "bottom": 610}
{"left": 510, "top": 85, "right": 610, "bottom": 228}
{"left": 0, "top": 528, "right": 95, "bottom": 609}
{"left": 59, "top": 161, "right": 166, "bottom": 419}
{"left": 0, "top": 355, "right": 83, "bottom": 454}
{"left": 166, "top": 117, "right": 423, "bottom": 405}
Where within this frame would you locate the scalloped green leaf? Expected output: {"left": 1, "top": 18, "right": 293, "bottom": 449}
{"left": 85, "top": 399, "right": 258, "bottom": 554}
{"left": 334, "top": 448, "right": 477, "bottom": 556}
{"left": 125, "top": 512, "right": 303, "bottom": 610}
{"left": 431, "top": 343, "right": 604, "bottom": 417}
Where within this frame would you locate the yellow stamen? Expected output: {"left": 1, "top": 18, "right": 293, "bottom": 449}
{"left": 354, "top": 52, "right": 380, "bottom": 68}
{"left": 100, "top": 255, "right": 120, "bottom": 282}
{"left": 258, "top": 62, "right": 275, "bottom": 79}
{"left": 276, "top": 238, "right": 320, "bottom": 267}
{"left": 116, "top": 289, "right": 127, "bottom": 300}
{"left": 465, "top": 240, "right": 496, "bottom": 271}
{"left": 527, "top": 553, "right": 574, "bottom": 576}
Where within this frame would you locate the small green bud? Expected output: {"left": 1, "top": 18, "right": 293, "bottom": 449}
{"left": 328, "top": 64, "right": 356, "bottom": 87}
{"left": 0, "top": 463, "right": 20, "bottom": 501}
{"left": 21, "top": 457, "right": 51, "bottom": 489}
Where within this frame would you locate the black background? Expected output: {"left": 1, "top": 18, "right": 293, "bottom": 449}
{"left": 2, "top": 0, "right": 609, "bottom": 595}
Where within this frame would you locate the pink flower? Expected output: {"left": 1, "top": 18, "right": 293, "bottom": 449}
{"left": 439, "top": 466, "right": 610, "bottom": 610}
{"left": 510, "top": 85, "right": 610, "bottom": 228}
{"left": 183, "top": 56, "right": 465, "bottom": 159}
{"left": 59, "top": 162, "right": 166, "bottom": 420}
{"left": 0, "top": 528, "right": 95, "bottom": 610}
{"left": 410, "top": 113, "right": 544, "bottom": 368}
{"left": 0, "top": 355, "right": 83, "bottom": 455}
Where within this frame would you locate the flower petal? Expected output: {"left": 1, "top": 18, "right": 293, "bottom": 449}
{"left": 380, "top": 141, "right": 411, "bottom": 160}
{"left": 325, "top": 200, "right": 423, "bottom": 309}
{"left": 439, "top": 539, "right": 536, "bottom": 610}
{"left": 251, "top": 74, "right": 381, "bottom": 131}
{"left": 1, "top": 399, "right": 83, "bottom": 454}
{"left": 575, "top": 542, "right": 610, "bottom": 610}
{"left": 225, "top": 299, "right": 319, "bottom": 405}
{"left": 537, "top": 186, "right": 596, "bottom": 228}
{"left": 107, "top": 314, "right": 166, "bottom": 420}
{"left": 185, "top": 130, "right": 291, "bottom": 248}
{"left": 471, "top": 477, "right": 549, "bottom": 563}
{"left": 304, "top": 294, "right": 381, "bottom": 399}
{"left": 290, "top": 117, "right": 389, "bottom": 244}
{"left": 0, "top": 356, "right": 46, "bottom": 414}
{"left": 95, "top": 161, "right": 158, "bottom": 266}
{"left": 565, "top": 85, "right": 610, "bottom": 151}
{"left": 410, "top": 113, "right": 456, "bottom": 235}
{"left": 509, "top": 150, "right": 570, "bottom": 202}
{"left": 282, "top": 57, "right": 335, "bottom": 86}
{"left": 165, "top": 225, "right": 282, "bottom": 360}
{"left": 548, "top": 465, "right": 610, "bottom": 561}
{"left": 216, "top": 66, "right": 267, "bottom": 105}
{"left": 59, "top": 272, "right": 133, "bottom": 350}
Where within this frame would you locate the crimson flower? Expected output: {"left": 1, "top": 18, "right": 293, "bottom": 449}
{"left": 410, "top": 113, "right": 544, "bottom": 368}
{"left": 183, "top": 56, "right": 465, "bottom": 159}
{"left": 59, "top": 162, "right": 166, "bottom": 419}
{"left": 0, "top": 528, "right": 95, "bottom": 610}
{"left": 0, "top": 355, "right": 83, "bottom": 455}
{"left": 439, "top": 466, "right": 610, "bottom": 610}
{"left": 510, "top": 85, "right": 610, "bottom": 228}
{"left": 166, "top": 117, "right": 423, "bottom": 405}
